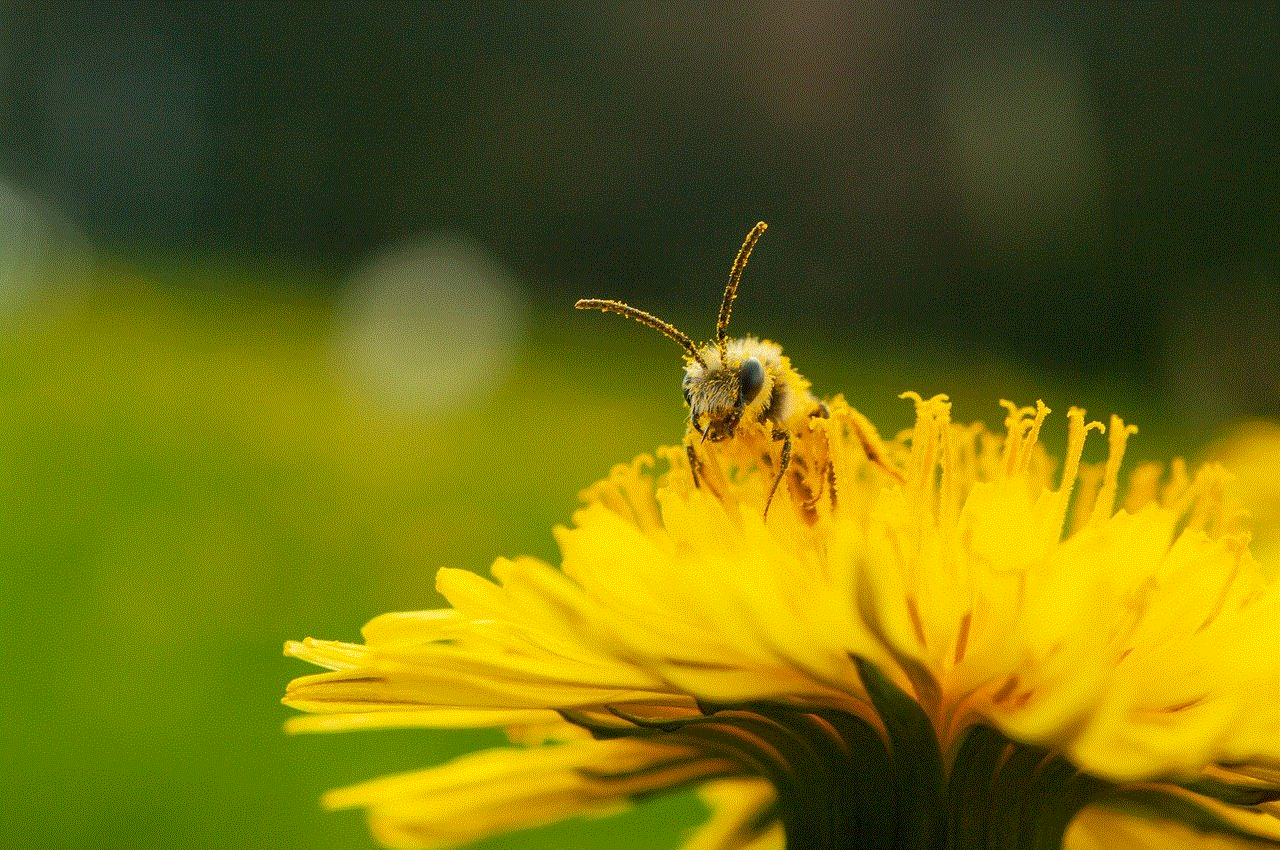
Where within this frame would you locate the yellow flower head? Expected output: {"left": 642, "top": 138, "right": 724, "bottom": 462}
{"left": 285, "top": 395, "right": 1280, "bottom": 850}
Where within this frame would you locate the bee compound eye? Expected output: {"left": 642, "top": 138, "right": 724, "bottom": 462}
{"left": 739, "top": 357, "right": 765, "bottom": 404}
{"left": 682, "top": 385, "right": 693, "bottom": 407}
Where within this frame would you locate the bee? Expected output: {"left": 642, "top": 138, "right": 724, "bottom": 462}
{"left": 576, "top": 221, "right": 830, "bottom": 517}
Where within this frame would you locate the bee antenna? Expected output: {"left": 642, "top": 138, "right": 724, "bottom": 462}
{"left": 716, "top": 221, "right": 767, "bottom": 359}
{"left": 575, "top": 298, "right": 708, "bottom": 368}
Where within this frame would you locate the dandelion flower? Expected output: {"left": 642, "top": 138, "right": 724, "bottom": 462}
{"left": 284, "top": 394, "right": 1280, "bottom": 849}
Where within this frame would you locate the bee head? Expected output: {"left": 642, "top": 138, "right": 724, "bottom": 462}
{"left": 684, "top": 353, "right": 768, "bottom": 441}
{"left": 575, "top": 221, "right": 771, "bottom": 440}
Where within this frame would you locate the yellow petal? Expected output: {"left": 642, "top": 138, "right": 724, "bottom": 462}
{"left": 323, "top": 738, "right": 737, "bottom": 850}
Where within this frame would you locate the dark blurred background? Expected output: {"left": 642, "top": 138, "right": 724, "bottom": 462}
{"left": 5, "top": 2, "right": 1279, "bottom": 417}
{"left": 0, "top": 3, "right": 1276, "bottom": 850}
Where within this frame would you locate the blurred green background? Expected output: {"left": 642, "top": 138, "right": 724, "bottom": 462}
{"left": 0, "top": 4, "right": 1276, "bottom": 850}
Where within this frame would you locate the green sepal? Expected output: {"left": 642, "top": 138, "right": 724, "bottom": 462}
{"left": 1024, "top": 757, "right": 1108, "bottom": 850}
{"left": 853, "top": 656, "right": 947, "bottom": 850}
{"left": 946, "top": 724, "right": 1012, "bottom": 849}
{"left": 945, "top": 723, "right": 1110, "bottom": 850}
{"left": 1173, "top": 775, "right": 1280, "bottom": 807}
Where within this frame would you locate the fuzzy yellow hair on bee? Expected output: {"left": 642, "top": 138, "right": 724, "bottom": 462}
{"left": 576, "top": 221, "right": 831, "bottom": 517}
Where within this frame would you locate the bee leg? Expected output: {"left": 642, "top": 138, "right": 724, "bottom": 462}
{"left": 686, "top": 442, "right": 702, "bottom": 489}
{"left": 802, "top": 461, "right": 828, "bottom": 511}
{"left": 763, "top": 428, "right": 791, "bottom": 518}
{"left": 798, "top": 459, "right": 839, "bottom": 512}
{"left": 803, "top": 403, "right": 833, "bottom": 511}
